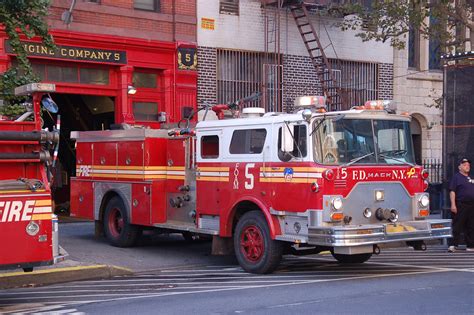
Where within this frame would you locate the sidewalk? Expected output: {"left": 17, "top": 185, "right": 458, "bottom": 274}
{"left": 0, "top": 262, "right": 132, "bottom": 290}
{"left": 0, "top": 216, "right": 133, "bottom": 290}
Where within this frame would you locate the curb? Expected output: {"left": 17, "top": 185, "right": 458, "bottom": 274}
{"left": 0, "top": 265, "right": 133, "bottom": 289}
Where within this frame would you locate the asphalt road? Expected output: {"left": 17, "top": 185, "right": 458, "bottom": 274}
{"left": 1, "top": 222, "right": 473, "bottom": 315}
{"left": 58, "top": 221, "right": 236, "bottom": 271}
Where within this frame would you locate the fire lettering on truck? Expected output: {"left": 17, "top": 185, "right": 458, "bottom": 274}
{"left": 352, "top": 170, "right": 414, "bottom": 180}
{"left": 391, "top": 170, "right": 406, "bottom": 180}
{"left": 0, "top": 199, "right": 52, "bottom": 222}
{"left": 233, "top": 163, "right": 240, "bottom": 189}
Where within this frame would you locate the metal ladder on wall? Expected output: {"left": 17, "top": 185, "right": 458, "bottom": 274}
{"left": 263, "top": 2, "right": 284, "bottom": 112}
{"left": 289, "top": 3, "right": 345, "bottom": 111}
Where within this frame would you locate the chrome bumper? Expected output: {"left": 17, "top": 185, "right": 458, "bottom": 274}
{"left": 308, "top": 219, "right": 452, "bottom": 247}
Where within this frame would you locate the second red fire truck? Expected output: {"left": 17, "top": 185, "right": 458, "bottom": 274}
{"left": 70, "top": 96, "right": 451, "bottom": 274}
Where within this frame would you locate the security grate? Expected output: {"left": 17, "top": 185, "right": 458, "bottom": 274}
{"left": 217, "top": 49, "right": 281, "bottom": 112}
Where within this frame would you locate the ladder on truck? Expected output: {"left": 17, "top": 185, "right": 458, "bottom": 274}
{"left": 288, "top": 3, "right": 345, "bottom": 111}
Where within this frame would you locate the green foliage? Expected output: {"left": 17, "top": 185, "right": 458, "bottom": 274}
{"left": 0, "top": 0, "right": 54, "bottom": 114}
{"left": 338, "top": 0, "right": 473, "bottom": 50}
{"left": 0, "top": 0, "right": 54, "bottom": 75}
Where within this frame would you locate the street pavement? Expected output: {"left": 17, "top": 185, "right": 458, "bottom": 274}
{"left": 0, "top": 212, "right": 453, "bottom": 291}
{"left": 1, "top": 245, "right": 473, "bottom": 314}
{"left": 0, "top": 218, "right": 228, "bottom": 289}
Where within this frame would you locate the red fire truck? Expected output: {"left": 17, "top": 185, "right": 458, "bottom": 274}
{"left": 70, "top": 96, "right": 451, "bottom": 274}
{"left": 0, "top": 83, "right": 62, "bottom": 272}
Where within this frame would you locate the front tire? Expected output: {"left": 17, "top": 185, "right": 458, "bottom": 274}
{"left": 104, "top": 196, "right": 141, "bottom": 247}
{"left": 234, "top": 211, "right": 283, "bottom": 274}
{"left": 331, "top": 252, "right": 372, "bottom": 264}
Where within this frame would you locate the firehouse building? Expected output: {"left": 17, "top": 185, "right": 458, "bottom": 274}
{"left": 0, "top": 0, "right": 197, "bottom": 209}
{"left": 0, "top": 31, "right": 197, "bottom": 127}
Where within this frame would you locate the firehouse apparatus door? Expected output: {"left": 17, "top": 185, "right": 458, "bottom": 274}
{"left": 42, "top": 94, "right": 115, "bottom": 213}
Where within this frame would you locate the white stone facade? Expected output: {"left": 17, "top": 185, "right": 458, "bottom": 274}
{"left": 197, "top": 0, "right": 393, "bottom": 62}
{"left": 393, "top": 39, "right": 443, "bottom": 161}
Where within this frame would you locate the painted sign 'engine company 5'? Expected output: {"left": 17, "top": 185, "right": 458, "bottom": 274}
{"left": 6, "top": 41, "right": 127, "bottom": 64}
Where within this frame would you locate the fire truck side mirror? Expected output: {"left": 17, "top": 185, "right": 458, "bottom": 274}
{"left": 281, "top": 123, "right": 294, "bottom": 153}
{"left": 41, "top": 95, "right": 59, "bottom": 114}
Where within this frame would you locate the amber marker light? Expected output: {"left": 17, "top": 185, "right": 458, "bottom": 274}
{"left": 330, "top": 212, "right": 344, "bottom": 221}
{"left": 419, "top": 209, "right": 430, "bottom": 217}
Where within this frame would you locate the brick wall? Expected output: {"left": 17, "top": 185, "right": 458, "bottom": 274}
{"left": 197, "top": 48, "right": 395, "bottom": 113}
{"left": 197, "top": 47, "right": 217, "bottom": 107}
{"left": 378, "top": 63, "right": 394, "bottom": 100}
{"left": 49, "top": 0, "right": 196, "bottom": 42}
{"left": 197, "top": 0, "right": 393, "bottom": 63}
{"left": 282, "top": 54, "right": 322, "bottom": 111}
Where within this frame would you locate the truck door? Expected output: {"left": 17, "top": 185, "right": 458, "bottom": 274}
{"left": 196, "top": 130, "right": 222, "bottom": 216}
{"left": 272, "top": 123, "right": 310, "bottom": 212}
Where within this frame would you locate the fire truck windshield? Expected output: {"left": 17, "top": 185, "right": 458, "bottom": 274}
{"left": 312, "top": 118, "right": 415, "bottom": 165}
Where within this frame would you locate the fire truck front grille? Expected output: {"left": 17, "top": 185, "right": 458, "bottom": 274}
{"left": 334, "top": 179, "right": 347, "bottom": 189}
{"left": 338, "top": 182, "right": 412, "bottom": 224}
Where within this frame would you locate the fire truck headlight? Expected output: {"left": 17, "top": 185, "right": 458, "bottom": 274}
{"left": 332, "top": 197, "right": 343, "bottom": 211}
{"left": 363, "top": 208, "right": 372, "bottom": 218}
{"left": 26, "top": 221, "right": 40, "bottom": 236}
{"left": 419, "top": 194, "right": 430, "bottom": 208}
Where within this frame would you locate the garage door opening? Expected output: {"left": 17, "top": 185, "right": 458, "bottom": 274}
{"left": 42, "top": 94, "right": 115, "bottom": 213}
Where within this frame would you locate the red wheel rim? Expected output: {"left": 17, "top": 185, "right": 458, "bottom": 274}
{"left": 108, "top": 207, "right": 124, "bottom": 238}
{"left": 240, "top": 225, "right": 264, "bottom": 262}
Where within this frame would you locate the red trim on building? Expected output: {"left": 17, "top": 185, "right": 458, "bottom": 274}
{"left": 0, "top": 29, "right": 197, "bottom": 127}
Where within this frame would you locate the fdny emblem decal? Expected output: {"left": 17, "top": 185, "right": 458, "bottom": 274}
{"left": 283, "top": 168, "right": 294, "bottom": 182}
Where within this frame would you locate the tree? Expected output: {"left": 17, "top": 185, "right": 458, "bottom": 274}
{"left": 0, "top": 0, "right": 54, "bottom": 111}
{"left": 338, "top": 0, "right": 473, "bottom": 51}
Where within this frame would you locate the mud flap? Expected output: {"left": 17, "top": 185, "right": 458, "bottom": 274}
{"left": 212, "top": 236, "right": 234, "bottom": 255}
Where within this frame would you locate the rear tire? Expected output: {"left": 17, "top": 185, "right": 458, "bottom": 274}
{"left": 234, "top": 211, "right": 283, "bottom": 274}
{"left": 104, "top": 196, "right": 141, "bottom": 247}
{"left": 331, "top": 252, "right": 372, "bottom": 264}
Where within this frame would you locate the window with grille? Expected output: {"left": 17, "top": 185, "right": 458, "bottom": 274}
{"left": 133, "top": 71, "right": 157, "bottom": 88}
{"left": 134, "top": 0, "right": 160, "bottom": 12}
{"left": 27, "top": 62, "right": 110, "bottom": 85}
{"left": 330, "top": 59, "right": 379, "bottom": 107}
{"left": 408, "top": 25, "right": 420, "bottom": 69}
{"left": 219, "top": 0, "right": 239, "bottom": 15}
{"left": 133, "top": 102, "right": 159, "bottom": 121}
{"left": 428, "top": 15, "right": 442, "bottom": 70}
{"left": 217, "top": 49, "right": 281, "bottom": 112}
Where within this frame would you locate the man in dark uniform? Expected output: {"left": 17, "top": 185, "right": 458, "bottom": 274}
{"left": 448, "top": 157, "right": 474, "bottom": 252}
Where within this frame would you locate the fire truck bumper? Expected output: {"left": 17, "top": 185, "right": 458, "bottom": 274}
{"left": 307, "top": 219, "right": 452, "bottom": 247}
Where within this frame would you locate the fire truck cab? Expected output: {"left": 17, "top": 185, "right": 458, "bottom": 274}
{"left": 71, "top": 97, "right": 451, "bottom": 274}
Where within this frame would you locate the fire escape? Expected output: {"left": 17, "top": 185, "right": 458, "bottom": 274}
{"left": 262, "top": 0, "right": 347, "bottom": 111}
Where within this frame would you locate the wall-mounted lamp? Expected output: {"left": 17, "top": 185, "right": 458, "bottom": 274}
{"left": 127, "top": 85, "right": 137, "bottom": 95}
{"left": 426, "top": 121, "right": 436, "bottom": 130}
